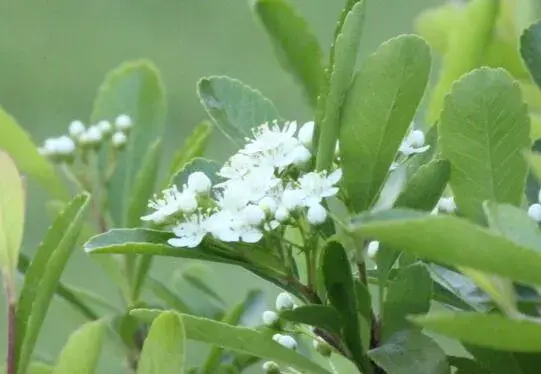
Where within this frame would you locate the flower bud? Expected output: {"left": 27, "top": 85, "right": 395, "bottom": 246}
{"left": 259, "top": 196, "right": 278, "bottom": 215}
{"left": 367, "top": 240, "right": 380, "bottom": 259}
{"left": 306, "top": 203, "right": 327, "bottom": 225}
{"left": 281, "top": 189, "right": 305, "bottom": 210}
{"left": 437, "top": 196, "right": 456, "bottom": 213}
{"left": 68, "top": 120, "right": 85, "bottom": 138}
{"left": 262, "top": 310, "right": 279, "bottom": 327}
{"left": 244, "top": 205, "right": 266, "bottom": 225}
{"left": 277, "top": 334, "right": 297, "bottom": 350}
{"left": 408, "top": 129, "right": 426, "bottom": 148}
{"left": 528, "top": 203, "right": 541, "bottom": 222}
{"left": 115, "top": 114, "right": 133, "bottom": 131}
{"left": 272, "top": 333, "right": 283, "bottom": 342}
{"left": 79, "top": 126, "right": 103, "bottom": 148}
{"left": 178, "top": 190, "right": 198, "bottom": 213}
{"left": 298, "top": 121, "right": 314, "bottom": 147}
{"left": 262, "top": 361, "right": 281, "bottom": 374}
{"left": 291, "top": 145, "right": 312, "bottom": 166}
{"left": 313, "top": 337, "right": 332, "bottom": 357}
{"left": 187, "top": 171, "right": 212, "bottom": 194}
{"left": 275, "top": 292, "right": 294, "bottom": 311}
{"left": 274, "top": 206, "right": 290, "bottom": 222}
{"left": 112, "top": 131, "right": 127, "bottom": 149}
{"left": 97, "top": 120, "right": 112, "bottom": 135}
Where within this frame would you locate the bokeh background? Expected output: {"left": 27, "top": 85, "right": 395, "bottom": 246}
{"left": 0, "top": 0, "right": 448, "bottom": 372}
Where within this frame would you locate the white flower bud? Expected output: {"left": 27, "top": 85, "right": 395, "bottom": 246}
{"left": 115, "top": 114, "right": 132, "bottom": 131}
{"left": 367, "top": 240, "right": 380, "bottom": 259}
{"left": 528, "top": 203, "right": 541, "bottom": 222}
{"left": 281, "top": 189, "right": 305, "bottom": 210}
{"left": 291, "top": 145, "right": 312, "bottom": 166}
{"left": 275, "top": 292, "right": 294, "bottom": 311}
{"left": 437, "top": 196, "right": 456, "bottom": 213}
{"left": 187, "top": 171, "right": 212, "bottom": 194}
{"left": 272, "top": 333, "right": 283, "bottom": 342}
{"left": 306, "top": 203, "right": 327, "bottom": 225}
{"left": 55, "top": 136, "right": 76, "bottom": 155}
{"left": 277, "top": 335, "right": 297, "bottom": 350}
{"left": 274, "top": 206, "right": 290, "bottom": 222}
{"left": 262, "top": 310, "right": 279, "bottom": 326}
{"left": 112, "top": 132, "right": 127, "bottom": 148}
{"left": 259, "top": 196, "right": 278, "bottom": 214}
{"left": 408, "top": 129, "right": 426, "bottom": 148}
{"left": 97, "top": 120, "right": 112, "bottom": 135}
{"left": 298, "top": 121, "right": 315, "bottom": 147}
{"left": 262, "top": 361, "right": 280, "bottom": 374}
{"left": 178, "top": 191, "right": 198, "bottom": 213}
{"left": 334, "top": 141, "right": 340, "bottom": 156}
{"left": 68, "top": 120, "right": 85, "bottom": 138}
{"left": 79, "top": 126, "right": 103, "bottom": 146}
{"left": 244, "top": 205, "right": 266, "bottom": 225}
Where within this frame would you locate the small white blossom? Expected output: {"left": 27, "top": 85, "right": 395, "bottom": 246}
{"left": 217, "top": 153, "right": 256, "bottom": 180}
{"left": 399, "top": 129, "right": 430, "bottom": 156}
{"left": 115, "top": 114, "right": 132, "bottom": 131}
{"left": 112, "top": 132, "right": 127, "bottom": 148}
{"left": 290, "top": 145, "right": 312, "bottom": 166}
{"left": 298, "top": 121, "right": 315, "bottom": 147}
{"left": 97, "top": 120, "right": 112, "bottom": 134}
{"left": 68, "top": 120, "right": 85, "bottom": 138}
{"left": 367, "top": 240, "right": 380, "bottom": 259}
{"left": 262, "top": 310, "right": 279, "bottom": 326}
{"left": 168, "top": 212, "right": 208, "bottom": 248}
{"left": 276, "top": 335, "right": 297, "bottom": 350}
{"left": 177, "top": 190, "right": 198, "bottom": 213}
{"left": 187, "top": 172, "right": 212, "bottom": 194}
{"left": 306, "top": 203, "right": 327, "bottom": 225}
{"left": 274, "top": 206, "right": 290, "bottom": 222}
{"left": 259, "top": 196, "right": 278, "bottom": 215}
{"left": 243, "top": 205, "right": 266, "bottom": 225}
{"left": 275, "top": 292, "right": 294, "bottom": 311}
{"left": 141, "top": 186, "right": 192, "bottom": 223}
{"left": 528, "top": 203, "right": 541, "bottom": 222}
{"left": 298, "top": 169, "right": 342, "bottom": 206}
{"left": 281, "top": 188, "right": 305, "bottom": 210}
{"left": 437, "top": 196, "right": 456, "bottom": 213}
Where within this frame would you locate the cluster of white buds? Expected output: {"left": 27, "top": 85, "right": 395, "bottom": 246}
{"left": 261, "top": 292, "right": 296, "bottom": 328}
{"left": 431, "top": 195, "right": 457, "bottom": 215}
{"left": 528, "top": 189, "right": 541, "bottom": 222}
{"left": 141, "top": 120, "right": 343, "bottom": 248}
{"left": 38, "top": 114, "right": 133, "bottom": 163}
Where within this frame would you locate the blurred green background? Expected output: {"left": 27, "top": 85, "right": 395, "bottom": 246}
{"left": 0, "top": 0, "right": 443, "bottom": 372}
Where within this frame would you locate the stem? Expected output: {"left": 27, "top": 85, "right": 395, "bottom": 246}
{"left": 4, "top": 277, "right": 16, "bottom": 374}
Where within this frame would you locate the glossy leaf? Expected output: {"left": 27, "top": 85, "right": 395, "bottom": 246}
{"left": 315, "top": 0, "right": 366, "bottom": 170}
{"left": 53, "top": 320, "right": 106, "bottom": 374}
{"left": 254, "top": 0, "right": 324, "bottom": 107}
{"left": 350, "top": 210, "right": 541, "bottom": 286}
{"left": 0, "top": 150, "right": 25, "bottom": 280}
{"left": 166, "top": 121, "right": 212, "bottom": 186}
{"left": 439, "top": 68, "right": 530, "bottom": 222}
{"left": 0, "top": 107, "right": 65, "bottom": 199}
{"left": 382, "top": 264, "right": 432, "bottom": 341}
{"left": 521, "top": 20, "right": 541, "bottom": 89}
{"left": 197, "top": 76, "right": 281, "bottom": 146}
{"left": 368, "top": 330, "right": 450, "bottom": 374}
{"left": 322, "top": 240, "right": 368, "bottom": 371}
{"left": 16, "top": 192, "right": 91, "bottom": 374}
{"left": 411, "top": 312, "right": 541, "bottom": 352}
{"left": 339, "top": 35, "right": 431, "bottom": 211}
{"left": 131, "top": 309, "right": 331, "bottom": 374}
{"left": 126, "top": 139, "right": 162, "bottom": 227}
{"left": 426, "top": 0, "right": 498, "bottom": 124}
{"left": 138, "top": 311, "right": 186, "bottom": 374}
{"left": 91, "top": 60, "right": 166, "bottom": 225}
{"left": 280, "top": 305, "right": 342, "bottom": 337}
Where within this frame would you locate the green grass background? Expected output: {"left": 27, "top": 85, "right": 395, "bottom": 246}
{"left": 0, "top": 0, "right": 446, "bottom": 371}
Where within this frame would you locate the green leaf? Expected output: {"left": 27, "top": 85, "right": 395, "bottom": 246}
{"left": 131, "top": 309, "right": 331, "bottom": 374}
{"left": 52, "top": 320, "right": 106, "bottom": 374}
{"left": 322, "top": 240, "right": 368, "bottom": 372}
{"left": 368, "top": 330, "right": 450, "bottom": 374}
{"left": 0, "top": 107, "right": 66, "bottom": 199}
{"left": 165, "top": 121, "right": 212, "bottom": 186}
{"left": 439, "top": 67, "right": 530, "bottom": 222}
{"left": 16, "top": 192, "right": 91, "bottom": 374}
{"left": 465, "top": 346, "right": 540, "bottom": 374}
{"left": 28, "top": 363, "right": 54, "bottom": 374}
{"left": 172, "top": 157, "right": 221, "bottom": 188}
{"left": 126, "top": 139, "right": 162, "bottom": 227}
{"left": 280, "top": 305, "right": 342, "bottom": 337}
{"left": 414, "top": 3, "right": 461, "bottom": 54}
{"left": 0, "top": 150, "right": 25, "bottom": 280}
{"left": 147, "top": 277, "right": 193, "bottom": 314}
{"left": 254, "top": 0, "right": 324, "bottom": 107}
{"left": 411, "top": 312, "right": 541, "bottom": 352}
{"left": 395, "top": 159, "right": 450, "bottom": 211}
{"left": 350, "top": 210, "right": 541, "bottom": 286}
{"left": 182, "top": 266, "right": 226, "bottom": 306}
{"left": 339, "top": 35, "right": 431, "bottom": 211}
{"left": 426, "top": 0, "right": 499, "bottom": 124}
{"left": 521, "top": 20, "right": 541, "bottom": 89}
{"left": 382, "top": 264, "right": 432, "bottom": 342}
{"left": 315, "top": 0, "right": 366, "bottom": 171}
{"left": 138, "top": 311, "right": 186, "bottom": 374}
{"left": 197, "top": 76, "right": 281, "bottom": 146}
{"left": 448, "top": 356, "right": 491, "bottom": 374}
{"left": 354, "top": 280, "right": 373, "bottom": 353}
{"left": 91, "top": 60, "right": 166, "bottom": 225}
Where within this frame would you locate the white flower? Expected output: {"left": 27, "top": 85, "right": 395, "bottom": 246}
{"left": 115, "top": 114, "right": 132, "bottom": 131}
{"left": 298, "top": 121, "right": 315, "bottom": 147}
{"left": 290, "top": 145, "right": 312, "bottom": 166}
{"left": 79, "top": 126, "right": 103, "bottom": 145}
{"left": 206, "top": 210, "right": 263, "bottom": 243}
{"left": 243, "top": 205, "right": 266, "bottom": 225}
{"left": 367, "top": 240, "right": 380, "bottom": 259}
{"left": 437, "top": 196, "right": 456, "bottom": 213}
{"left": 262, "top": 361, "right": 280, "bottom": 374}
{"left": 216, "top": 186, "right": 251, "bottom": 212}
{"left": 177, "top": 190, "right": 198, "bottom": 213}
{"left": 112, "top": 132, "right": 127, "bottom": 148}
{"left": 298, "top": 169, "right": 342, "bottom": 206}
{"left": 141, "top": 186, "right": 193, "bottom": 223}
{"left": 281, "top": 188, "right": 305, "bottom": 210}
{"left": 259, "top": 196, "right": 278, "bottom": 214}
{"left": 399, "top": 129, "right": 430, "bottom": 156}
{"left": 275, "top": 292, "right": 294, "bottom": 311}
{"left": 218, "top": 153, "right": 256, "bottom": 180}
{"left": 274, "top": 206, "right": 290, "bottom": 222}
{"left": 528, "top": 203, "right": 541, "bottom": 222}
{"left": 276, "top": 335, "right": 297, "bottom": 350}
{"left": 306, "top": 203, "right": 327, "bottom": 225}
{"left": 187, "top": 172, "right": 212, "bottom": 194}
{"left": 262, "top": 310, "right": 279, "bottom": 326}
{"left": 97, "top": 120, "right": 112, "bottom": 134}
{"left": 168, "top": 212, "right": 208, "bottom": 248}
{"left": 68, "top": 120, "right": 85, "bottom": 137}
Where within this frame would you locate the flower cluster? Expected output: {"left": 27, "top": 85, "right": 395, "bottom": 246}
{"left": 142, "top": 121, "right": 343, "bottom": 248}
{"left": 38, "top": 114, "right": 132, "bottom": 163}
